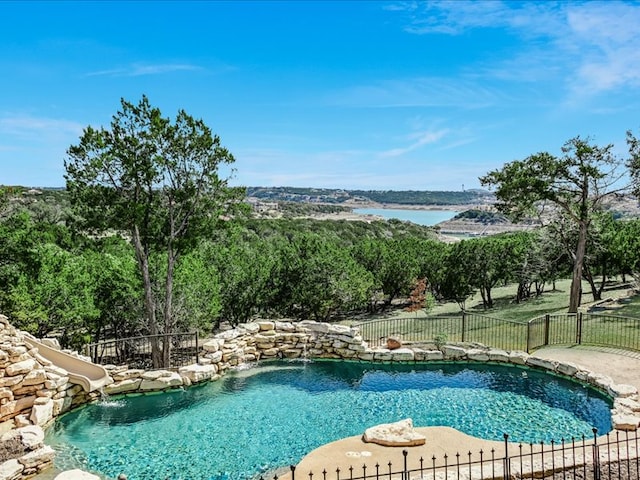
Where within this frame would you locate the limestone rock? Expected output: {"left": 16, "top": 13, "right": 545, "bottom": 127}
{"left": 467, "top": 349, "right": 490, "bottom": 362}
{"left": 179, "top": 364, "right": 217, "bottom": 383}
{"left": 54, "top": 470, "right": 101, "bottom": 480}
{"left": 0, "top": 459, "right": 23, "bottom": 480}
{"left": 104, "top": 379, "right": 142, "bottom": 395}
{"left": 362, "top": 419, "right": 426, "bottom": 447}
{"left": 112, "top": 369, "right": 144, "bottom": 382}
{"left": 487, "top": 349, "right": 509, "bottom": 362}
{"left": 422, "top": 350, "right": 445, "bottom": 361}
{"left": 556, "top": 362, "right": 579, "bottom": 377}
{"left": 29, "top": 400, "right": 53, "bottom": 427}
{"left": 508, "top": 351, "right": 529, "bottom": 365}
{"left": 202, "top": 339, "right": 223, "bottom": 353}
{"left": 612, "top": 414, "right": 640, "bottom": 431}
{"left": 258, "top": 321, "right": 275, "bottom": 331}
{"left": 139, "top": 372, "right": 183, "bottom": 391}
{"left": 22, "top": 369, "right": 47, "bottom": 386}
{"left": 5, "top": 359, "right": 37, "bottom": 377}
{"left": 390, "top": 348, "right": 415, "bottom": 361}
{"left": 526, "top": 357, "right": 557, "bottom": 372}
{"left": 609, "top": 383, "right": 638, "bottom": 398}
{"left": 441, "top": 345, "right": 466, "bottom": 359}
{"left": 16, "top": 425, "right": 44, "bottom": 450}
{"left": 18, "top": 445, "right": 55, "bottom": 468}
{"left": 616, "top": 397, "right": 640, "bottom": 412}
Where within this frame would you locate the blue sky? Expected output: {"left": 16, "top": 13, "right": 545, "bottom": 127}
{"left": 2, "top": 1, "right": 640, "bottom": 190}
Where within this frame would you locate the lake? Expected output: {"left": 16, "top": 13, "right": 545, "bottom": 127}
{"left": 353, "top": 208, "right": 459, "bottom": 226}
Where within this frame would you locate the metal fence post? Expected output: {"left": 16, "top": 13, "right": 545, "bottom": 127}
{"left": 592, "top": 428, "right": 601, "bottom": 480}
{"left": 503, "top": 433, "right": 510, "bottom": 480}
{"left": 461, "top": 311, "right": 466, "bottom": 343}
{"left": 577, "top": 312, "right": 583, "bottom": 345}
{"left": 544, "top": 314, "right": 550, "bottom": 346}
{"left": 195, "top": 330, "right": 200, "bottom": 365}
{"left": 526, "top": 319, "right": 531, "bottom": 353}
{"left": 403, "top": 449, "right": 408, "bottom": 480}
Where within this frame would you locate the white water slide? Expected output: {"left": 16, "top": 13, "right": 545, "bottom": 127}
{"left": 23, "top": 334, "right": 112, "bottom": 392}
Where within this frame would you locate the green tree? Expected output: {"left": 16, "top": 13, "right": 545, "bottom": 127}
{"left": 480, "top": 136, "right": 628, "bottom": 313}
{"left": 8, "top": 243, "right": 99, "bottom": 342}
{"left": 440, "top": 241, "right": 476, "bottom": 310}
{"left": 83, "top": 237, "right": 142, "bottom": 343}
{"left": 65, "top": 95, "right": 242, "bottom": 367}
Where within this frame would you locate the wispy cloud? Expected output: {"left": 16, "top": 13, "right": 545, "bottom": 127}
{"left": 86, "top": 62, "right": 204, "bottom": 77}
{"left": 389, "top": 1, "right": 640, "bottom": 99}
{"left": 380, "top": 128, "right": 449, "bottom": 157}
{"left": 0, "top": 114, "right": 84, "bottom": 139}
{"left": 326, "top": 77, "right": 501, "bottom": 109}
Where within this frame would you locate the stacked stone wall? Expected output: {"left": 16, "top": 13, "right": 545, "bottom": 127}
{"left": 0, "top": 315, "right": 639, "bottom": 479}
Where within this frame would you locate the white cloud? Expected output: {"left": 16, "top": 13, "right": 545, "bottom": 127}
{"left": 86, "top": 63, "right": 203, "bottom": 77}
{"left": 0, "top": 115, "right": 84, "bottom": 139}
{"left": 326, "top": 77, "right": 501, "bottom": 108}
{"left": 391, "top": 1, "right": 640, "bottom": 99}
{"left": 380, "top": 128, "right": 449, "bottom": 157}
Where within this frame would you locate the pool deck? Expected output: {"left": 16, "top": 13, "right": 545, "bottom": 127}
{"left": 282, "top": 346, "right": 640, "bottom": 480}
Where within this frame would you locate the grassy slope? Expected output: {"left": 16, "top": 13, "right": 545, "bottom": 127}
{"left": 350, "top": 278, "right": 638, "bottom": 325}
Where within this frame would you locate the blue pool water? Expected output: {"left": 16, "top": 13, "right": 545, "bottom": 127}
{"left": 45, "top": 361, "right": 612, "bottom": 480}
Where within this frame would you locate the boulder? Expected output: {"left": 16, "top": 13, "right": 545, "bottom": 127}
{"left": 179, "top": 364, "right": 217, "bottom": 383}
{"left": 390, "top": 348, "right": 415, "bottom": 362}
{"left": 5, "top": 359, "right": 37, "bottom": 377}
{"left": 612, "top": 414, "right": 640, "bottom": 431}
{"left": 609, "top": 383, "right": 638, "bottom": 399}
{"left": 17, "top": 445, "right": 55, "bottom": 469}
{"left": 0, "top": 459, "right": 23, "bottom": 480}
{"left": 16, "top": 425, "right": 44, "bottom": 450}
{"left": 54, "top": 469, "right": 101, "bottom": 480}
{"left": 362, "top": 419, "right": 426, "bottom": 447}
{"left": 139, "top": 372, "right": 183, "bottom": 391}
{"left": 104, "top": 379, "right": 142, "bottom": 395}
{"left": 29, "top": 400, "right": 53, "bottom": 427}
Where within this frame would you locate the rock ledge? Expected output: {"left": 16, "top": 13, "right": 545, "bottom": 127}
{"left": 362, "top": 418, "right": 426, "bottom": 447}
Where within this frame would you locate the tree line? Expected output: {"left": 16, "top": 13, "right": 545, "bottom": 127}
{"left": 3, "top": 201, "right": 640, "bottom": 351}
{"left": 3, "top": 96, "right": 640, "bottom": 368}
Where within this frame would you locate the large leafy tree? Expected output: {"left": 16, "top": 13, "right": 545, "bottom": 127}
{"left": 480, "top": 136, "right": 628, "bottom": 313}
{"left": 65, "top": 96, "right": 242, "bottom": 367}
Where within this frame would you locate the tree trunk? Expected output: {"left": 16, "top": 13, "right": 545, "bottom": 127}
{"left": 568, "top": 220, "right": 588, "bottom": 313}
{"left": 162, "top": 247, "right": 177, "bottom": 368}
{"left": 132, "top": 226, "right": 161, "bottom": 368}
{"left": 583, "top": 267, "right": 600, "bottom": 302}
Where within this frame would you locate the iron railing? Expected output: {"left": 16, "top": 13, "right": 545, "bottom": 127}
{"left": 354, "top": 312, "right": 640, "bottom": 354}
{"left": 263, "top": 429, "right": 640, "bottom": 480}
{"left": 85, "top": 331, "right": 199, "bottom": 369}
{"left": 527, "top": 313, "right": 640, "bottom": 352}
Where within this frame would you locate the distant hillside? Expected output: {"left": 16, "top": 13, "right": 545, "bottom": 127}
{"left": 246, "top": 187, "right": 494, "bottom": 206}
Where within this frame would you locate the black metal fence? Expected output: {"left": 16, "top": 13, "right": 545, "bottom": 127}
{"left": 354, "top": 312, "right": 640, "bottom": 353}
{"left": 266, "top": 429, "right": 639, "bottom": 480}
{"left": 527, "top": 313, "right": 640, "bottom": 352}
{"left": 85, "top": 332, "right": 199, "bottom": 369}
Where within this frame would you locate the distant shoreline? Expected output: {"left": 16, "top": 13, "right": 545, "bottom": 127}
{"left": 344, "top": 201, "right": 482, "bottom": 212}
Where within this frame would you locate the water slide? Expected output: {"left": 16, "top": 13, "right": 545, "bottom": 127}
{"left": 23, "top": 334, "right": 112, "bottom": 393}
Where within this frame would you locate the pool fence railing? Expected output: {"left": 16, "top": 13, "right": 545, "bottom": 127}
{"left": 267, "top": 428, "right": 640, "bottom": 480}
{"left": 353, "top": 311, "right": 640, "bottom": 353}
{"left": 85, "top": 331, "right": 199, "bottom": 369}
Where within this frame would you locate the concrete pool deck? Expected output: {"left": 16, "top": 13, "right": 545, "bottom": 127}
{"left": 284, "top": 346, "right": 640, "bottom": 480}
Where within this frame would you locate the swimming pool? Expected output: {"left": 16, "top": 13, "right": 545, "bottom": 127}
{"left": 45, "top": 361, "right": 612, "bottom": 480}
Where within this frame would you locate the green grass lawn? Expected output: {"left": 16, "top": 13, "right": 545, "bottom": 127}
{"left": 348, "top": 277, "right": 640, "bottom": 352}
